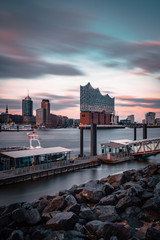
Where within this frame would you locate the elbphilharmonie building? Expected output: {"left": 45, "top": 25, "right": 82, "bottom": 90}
{"left": 80, "top": 82, "right": 115, "bottom": 125}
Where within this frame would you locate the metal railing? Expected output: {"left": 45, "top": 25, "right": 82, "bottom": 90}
{"left": 0, "top": 156, "right": 98, "bottom": 178}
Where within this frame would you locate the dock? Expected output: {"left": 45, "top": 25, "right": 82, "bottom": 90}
{"left": 0, "top": 157, "right": 100, "bottom": 186}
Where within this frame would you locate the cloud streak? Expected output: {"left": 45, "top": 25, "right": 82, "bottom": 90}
{"left": 116, "top": 96, "right": 160, "bottom": 109}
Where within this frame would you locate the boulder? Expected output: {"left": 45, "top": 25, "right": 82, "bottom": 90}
{"left": 145, "top": 227, "right": 160, "bottom": 240}
{"left": 31, "top": 227, "right": 54, "bottom": 240}
{"left": 142, "top": 196, "right": 160, "bottom": 215}
{"left": 85, "top": 220, "right": 105, "bottom": 235}
{"left": 1, "top": 203, "right": 22, "bottom": 216}
{"left": 106, "top": 173, "right": 123, "bottom": 186}
{"left": 37, "top": 199, "right": 50, "bottom": 213}
{"left": 79, "top": 207, "right": 96, "bottom": 221}
{"left": 9, "top": 230, "right": 24, "bottom": 240}
{"left": 12, "top": 207, "right": 41, "bottom": 225}
{"left": 81, "top": 188, "right": 105, "bottom": 203}
{"left": 148, "top": 175, "right": 160, "bottom": 188}
{"left": 99, "top": 194, "right": 117, "bottom": 205}
{"left": 44, "top": 196, "right": 66, "bottom": 212}
{"left": 94, "top": 205, "right": 120, "bottom": 222}
{"left": 102, "top": 183, "right": 114, "bottom": 195}
{"left": 46, "top": 212, "right": 79, "bottom": 230}
{"left": 116, "top": 196, "right": 141, "bottom": 213}
{"left": 64, "top": 203, "right": 80, "bottom": 215}
{"left": 154, "top": 182, "right": 160, "bottom": 195}
{"left": 96, "top": 221, "right": 131, "bottom": 240}
{"left": 65, "top": 194, "right": 77, "bottom": 205}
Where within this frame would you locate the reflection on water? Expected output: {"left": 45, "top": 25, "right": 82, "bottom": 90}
{"left": 0, "top": 128, "right": 159, "bottom": 205}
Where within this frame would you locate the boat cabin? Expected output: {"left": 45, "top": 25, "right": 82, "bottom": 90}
{"left": 101, "top": 139, "right": 132, "bottom": 160}
{"left": 0, "top": 146, "right": 71, "bottom": 170}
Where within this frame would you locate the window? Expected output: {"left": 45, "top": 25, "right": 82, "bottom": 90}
{"left": 82, "top": 114, "right": 85, "bottom": 117}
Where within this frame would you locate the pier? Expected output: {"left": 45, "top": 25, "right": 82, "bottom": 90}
{"left": 0, "top": 157, "right": 100, "bottom": 186}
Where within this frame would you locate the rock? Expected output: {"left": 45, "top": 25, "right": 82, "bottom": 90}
{"left": 2, "top": 203, "right": 22, "bottom": 215}
{"left": 115, "top": 190, "right": 126, "bottom": 200}
{"left": 102, "top": 183, "right": 114, "bottom": 195}
{"left": 99, "top": 194, "right": 117, "bottom": 205}
{"left": 39, "top": 195, "right": 54, "bottom": 201}
{"left": 31, "top": 227, "right": 53, "bottom": 240}
{"left": 79, "top": 207, "right": 96, "bottom": 221}
{"left": 12, "top": 207, "right": 41, "bottom": 225}
{"left": 154, "top": 182, "right": 160, "bottom": 195}
{"left": 65, "top": 194, "right": 77, "bottom": 205}
{"left": 9, "top": 230, "right": 24, "bottom": 240}
{"left": 83, "top": 179, "right": 102, "bottom": 189}
{"left": 81, "top": 188, "right": 105, "bottom": 203}
{"left": 64, "top": 230, "right": 90, "bottom": 240}
{"left": 126, "top": 184, "right": 144, "bottom": 198}
{"left": 0, "top": 213, "right": 12, "bottom": 227}
{"left": 94, "top": 205, "right": 120, "bottom": 222}
{"left": 46, "top": 212, "right": 79, "bottom": 230}
{"left": 44, "top": 196, "right": 66, "bottom": 212}
{"left": 116, "top": 196, "right": 141, "bottom": 213}
{"left": 64, "top": 203, "right": 80, "bottom": 215}
{"left": 106, "top": 173, "right": 123, "bottom": 186}
{"left": 75, "top": 192, "right": 84, "bottom": 203}
{"left": 74, "top": 222, "right": 86, "bottom": 234}
{"left": 145, "top": 227, "right": 160, "bottom": 240}
{"left": 141, "top": 191, "right": 153, "bottom": 201}
{"left": 142, "top": 196, "right": 160, "bottom": 214}
{"left": 96, "top": 221, "right": 131, "bottom": 240}
{"left": 37, "top": 199, "right": 50, "bottom": 213}
{"left": 85, "top": 220, "right": 105, "bottom": 235}
{"left": 148, "top": 175, "right": 160, "bottom": 188}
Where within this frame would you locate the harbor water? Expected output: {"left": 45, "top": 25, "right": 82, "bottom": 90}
{"left": 0, "top": 127, "right": 160, "bottom": 205}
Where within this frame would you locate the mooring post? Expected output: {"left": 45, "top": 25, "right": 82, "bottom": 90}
{"left": 91, "top": 123, "right": 97, "bottom": 156}
{"left": 143, "top": 123, "right": 147, "bottom": 139}
{"left": 134, "top": 125, "right": 137, "bottom": 140}
{"left": 17, "top": 125, "right": 19, "bottom": 132}
{"left": 80, "top": 127, "right": 83, "bottom": 157}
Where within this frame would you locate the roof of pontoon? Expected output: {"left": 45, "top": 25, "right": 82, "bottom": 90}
{"left": 0, "top": 146, "right": 72, "bottom": 159}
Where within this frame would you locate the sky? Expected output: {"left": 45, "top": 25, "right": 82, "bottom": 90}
{"left": 0, "top": 0, "right": 160, "bottom": 122}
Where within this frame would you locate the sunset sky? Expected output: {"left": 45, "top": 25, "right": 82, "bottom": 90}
{"left": 0, "top": 0, "right": 160, "bottom": 122}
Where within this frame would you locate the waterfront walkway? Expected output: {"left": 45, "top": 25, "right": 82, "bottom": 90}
{"left": 0, "top": 156, "right": 100, "bottom": 185}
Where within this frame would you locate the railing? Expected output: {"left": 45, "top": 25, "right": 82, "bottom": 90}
{"left": 0, "top": 156, "right": 98, "bottom": 178}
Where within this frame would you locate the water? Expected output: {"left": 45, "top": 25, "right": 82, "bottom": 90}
{"left": 0, "top": 127, "right": 160, "bottom": 205}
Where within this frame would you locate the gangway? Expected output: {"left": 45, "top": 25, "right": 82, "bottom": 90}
{"left": 128, "top": 137, "right": 160, "bottom": 156}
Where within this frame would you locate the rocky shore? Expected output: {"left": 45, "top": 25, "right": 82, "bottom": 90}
{"left": 0, "top": 163, "right": 160, "bottom": 240}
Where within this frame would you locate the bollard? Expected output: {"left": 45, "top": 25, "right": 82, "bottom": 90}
{"left": 80, "top": 127, "right": 83, "bottom": 157}
{"left": 143, "top": 123, "right": 147, "bottom": 139}
{"left": 134, "top": 126, "right": 137, "bottom": 140}
{"left": 91, "top": 123, "right": 97, "bottom": 156}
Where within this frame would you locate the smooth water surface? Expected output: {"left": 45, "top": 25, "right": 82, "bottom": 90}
{"left": 0, "top": 127, "right": 159, "bottom": 205}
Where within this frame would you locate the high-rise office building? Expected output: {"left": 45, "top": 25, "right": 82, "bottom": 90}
{"left": 145, "top": 112, "right": 155, "bottom": 125}
{"left": 41, "top": 99, "right": 50, "bottom": 126}
{"left": 80, "top": 82, "right": 115, "bottom": 125}
{"left": 22, "top": 94, "right": 33, "bottom": 124}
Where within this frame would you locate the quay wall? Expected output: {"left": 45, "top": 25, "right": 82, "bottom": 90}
{"left": 0, "top": 159, "right": 100, "bottom": 186}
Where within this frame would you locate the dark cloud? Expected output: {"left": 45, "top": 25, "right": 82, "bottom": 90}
{"left": 0, "top": 55, "right": 84, "bottom": 78}
{"left": 0, "top": 0, "right": 160, "bottom": 79}
{"left": 116, "top": 97, "right": 160, "bottom": 109}
{"left": 103, "top": 40, "right": 160, "bottom": 74}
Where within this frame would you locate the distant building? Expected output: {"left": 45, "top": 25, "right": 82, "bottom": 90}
{"left": 22, "top": 94, "right": 33, "bottom": 124}
{"left": 80, "top": 82, "right": 115, "bottom": 125}
{"left": 155, "top": 118, "right": 160, "bottom": 126}
{"left": 145, "top": 112, "right": 156, "bottom": 126}
{"left": 120, "top": 119, "right": 131, "bottom": 126}
{"left": 41, "top": 99, "right": 50, "bottom": 126}
{"left": 36, "top": 108, "right": 45, "bottom": 127}
{"left": 127, "top": 115, "right": 135, "bottom": 124}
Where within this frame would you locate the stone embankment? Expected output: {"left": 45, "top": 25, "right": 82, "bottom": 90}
{"left": 0, "top": 164, "right": 160, "bottom": 240}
